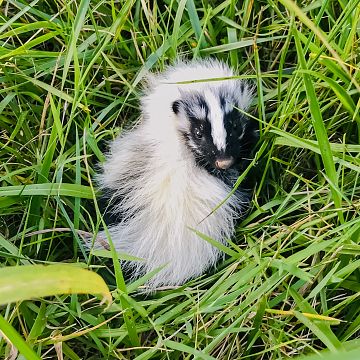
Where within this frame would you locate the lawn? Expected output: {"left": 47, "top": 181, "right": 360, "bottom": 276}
{"left": 0, "top": 0, "right": 360, "bottom": 359}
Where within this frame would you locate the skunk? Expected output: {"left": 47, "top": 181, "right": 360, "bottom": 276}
{"left": 94, "top": 59, "right": 258, "bottom": 289}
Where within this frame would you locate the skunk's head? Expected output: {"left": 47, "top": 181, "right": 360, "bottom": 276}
{"left": 168, "top": 60, "right": 258, "bottom": 171}
{"left": 142, "top": 59, "right": 258, "bottom": 171}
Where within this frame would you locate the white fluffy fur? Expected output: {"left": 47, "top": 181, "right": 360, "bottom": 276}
{"left": 95, "top": 59, "right": 252, "bottom": 289}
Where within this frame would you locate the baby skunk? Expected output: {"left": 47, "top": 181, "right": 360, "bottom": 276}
{"left": 95, "top": 59, "right": 258, "bottom": 289}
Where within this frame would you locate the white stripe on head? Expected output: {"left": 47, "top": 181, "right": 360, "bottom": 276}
{"left": 204, "top": 90, "right": 227, "bottom": 151}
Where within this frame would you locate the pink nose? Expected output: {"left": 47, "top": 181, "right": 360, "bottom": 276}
{"left": 215, "top": 157, "right": 234, "bottom": 170}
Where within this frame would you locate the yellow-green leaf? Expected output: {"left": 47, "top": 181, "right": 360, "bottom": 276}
{"left": 0, "top": 265, "right": 112, "bottom": 305}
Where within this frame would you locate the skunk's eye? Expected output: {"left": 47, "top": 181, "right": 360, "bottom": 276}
{"left": 233, "top": 122, "right": 244, "bottom": 137}
{"left": 194, "top": 125, "right": 203, "bottom": 139}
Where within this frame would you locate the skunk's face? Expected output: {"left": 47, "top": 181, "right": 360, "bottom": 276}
{"left": 172, "top": 87, "right": 257, "bottom": 172}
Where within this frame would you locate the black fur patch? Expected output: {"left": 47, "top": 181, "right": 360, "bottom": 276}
{"left": 177, "top": 93, "right": 219, "bottom": 167}
{"left": 223, "top": 110, "right": 258, "bottom": 168}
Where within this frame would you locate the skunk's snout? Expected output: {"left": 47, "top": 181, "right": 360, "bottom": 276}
{"left": 215, "top": 156, "right": 234, "bottom": 170}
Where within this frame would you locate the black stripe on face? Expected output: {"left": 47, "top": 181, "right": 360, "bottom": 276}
{"left": 175, "top": 93, "right": 220, "bottom": 167}
{"left": 172, "top": 93, "right": 210, "bottom": 121}
{"left": 219, "top": 94, "right": 226, "bottom": 110}
{"left": 182, "top": 93, "right": 209, "bottom": 120}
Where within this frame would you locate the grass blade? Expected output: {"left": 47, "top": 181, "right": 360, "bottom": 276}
{"left": 0, "top": 183, "right": 94, "bottom": 198}
{"left": 294, "top": 29, "right": 344, "bottom": 223}
{"left": 0, "top": 314, "right": 41, "bottom": 360}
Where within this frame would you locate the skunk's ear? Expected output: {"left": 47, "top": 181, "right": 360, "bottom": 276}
{"left": 172, "top": 100, "right": 182, "bottom": 114}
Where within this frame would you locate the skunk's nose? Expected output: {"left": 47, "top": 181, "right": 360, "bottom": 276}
{"left": 215, "top": 157, "right": 234, "bottom": 170}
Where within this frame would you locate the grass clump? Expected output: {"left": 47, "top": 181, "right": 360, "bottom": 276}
{"left": 1, "top": 0, "right": 360, "bottom": 359}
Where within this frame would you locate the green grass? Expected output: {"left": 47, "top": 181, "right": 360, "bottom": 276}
{"left": 1, "top": 0, "right": 360, "bottom": 358}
